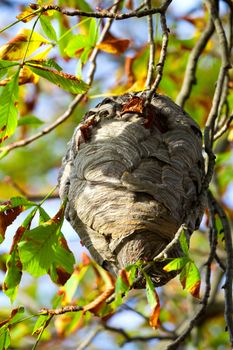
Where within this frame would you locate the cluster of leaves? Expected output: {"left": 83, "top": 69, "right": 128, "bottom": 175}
{"left": 0, "top": 192, "right": 201, "bottom": 348}
{"left": 0, "top": 0, "right": 232, "bottom": 349}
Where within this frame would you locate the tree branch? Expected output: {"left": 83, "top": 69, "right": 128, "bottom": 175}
{"left": 208, "top": 191, "right": 233, "bottom": 346}
{"left": 147, "top": 12, "right": 169, "bottom": 100}
{"left": 0, "top": 1, "right": 121, "bottom": 158}
{"left": 202, "top": 0, "right": 231, "bottom": 193}
{"left": 176, "top": 17, "right": 215, "bottom": 108}
{"left": 30, "top": 1, "right": 173, "bottom": 20}
{"left": 145, "top": 0, "right": 156, "bottom": 89}
{"left": 166, "top": 193, "right": 218, "bottom": 349}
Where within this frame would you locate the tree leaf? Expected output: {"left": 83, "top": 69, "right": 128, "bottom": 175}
{"left": 144, "top": 272, "right": 160, "bottom": 328}
{"left": 0, "top": 326, "right": 11, "bottom": 350}
{"left": 115, "top": 269, "right": 131, "bottom": 305}
{"left": 0, "top": 70, "right": 19, "bottom": 143}
{"left": 64, "top": 34, "right": 89, "bottom": 57}
{"left": 180, "top": 261, "right": 201, "bottom": 299}
{"left": 163, "top": 257, "right": 190, "bottom": 272}
{"left": 3, "top": 208, "right": 38, "bottom": 302}
{"left": 16, "top": 8, "right": 37, "bottom": 23}
{"left": 18, "top": 223, "right": 58, "bottom": 277}
{"left": 28, "top": 59, "right": 63, "bottom": 72}
{"left": 3, "top": 249, "right": 22, "bottom": 302}
{"left": 179, "top": 229, "right": 189, "bottom": 256}
{"left": 97, "top": 39, "right": 130, "bottom": 55}
{"left": 18, "top": 205, "right": 75, "bottom": 280}
{"left": 0, "top": 29, "right": 49, "bottom": 61}
{"left": 122, "top": 96, "right": 144, "bottom": 114}
{"left": 60, "top": 265, "right": 90, "bottom": 304}
{"left": 40, "top": 15, "right": 57, "bottom": 41}
{"left": 0, "top": 197, "right": 37, "bottom": 211}
{"left": 27, "top": 64, "right": 89, "bottom": 93}
{"left": 0, "top": 196, "right": 29, "bottom": 243}
{"left": 32, "top": 314, "right": 52, "bottom": 336}
{"left": 0, "top": 60, "right": 19, "bottom": 80}
{"left": 18, "top": 115, "right": 44, "bottom": 127}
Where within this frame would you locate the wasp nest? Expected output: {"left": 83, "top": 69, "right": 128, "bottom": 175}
{"left": 59, "top": 92, "right": 205, "bottom": 287}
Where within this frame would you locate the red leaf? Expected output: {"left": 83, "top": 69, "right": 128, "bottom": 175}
{"left": 0, "top": 206, "right": 23, "bottom": 241}
{"left": 122, "top": 96, "right": 144, "bottom": 114}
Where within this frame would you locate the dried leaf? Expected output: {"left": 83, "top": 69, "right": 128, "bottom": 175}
{"left": 149, "top": 298, "right": 161, "bottom": 329}
{"left": 97, "top": 38, "right": 130, "bottom": 55}
{"left": 122, "top": 96, "right": 144, "bottom": 114}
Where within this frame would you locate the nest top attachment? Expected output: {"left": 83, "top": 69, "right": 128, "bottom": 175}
{"left": 59, "top": 92, "right": 205, "bottom": 287}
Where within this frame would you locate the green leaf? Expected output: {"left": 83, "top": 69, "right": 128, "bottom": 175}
{"left": 18, "top": 115, "right": 44, "bottom": 128}
{"left": 163, "top": 257, "right": 190, "bottom": 272}
{"left": 0, "top": 60, "right": 19, "bottom": 79}
{"left": 18, "top": 205, "right": 75, "bottom": 281}
{"left": 179, "top": 229, "right": 189, "bottom": 256}
{"left": 144, "top": 272, "right": 157, "bottom": 309}
{"left": 3, "top": 208, "right": 38, "bottom": 302}
{"left": 65, "top": 34, "right": 88, "bottom": 57}
{"left": 180, "top": 261, "right": 201, "bottom": 298}
{"left": 0, "top": 326, "right": 11, "bottom": 350}
{"left": 3, "top": 250, "right": 22, "bottom": 302}
{"left": 40, "top": 16, "right": 57, "bottom": 41}
{"left": 89, "top": 19, "right": 99, "bottom": 46}
{"left": 32, "top": 315, "right": 52, "bottom": 336}
{"left": 62, "top": 265, "right": 90, "bottom": 303}
{"left": 39, "top": 58, "right": 62, "bottom": 71}
{"left": 27, "top": 64, "right": 89, "bottom": 93}
{"left": 18, "top": 223, "right": 58, "bottom": 277}
{"left": 38, "top": 207, "right": 50, "bottom": 223}
{"left": 0, "top": 196, "right": 37, "bottom": 212}
{"left": 0, "top": 70, "right": 19, "bottom": 142}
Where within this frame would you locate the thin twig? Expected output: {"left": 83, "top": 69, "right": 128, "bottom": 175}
{"left": 208, "top": 191, "right": 233, "bottom": 346}
{"left": 40, "top": 305, "right": 83, "bottom": 315}
{"left": 166, "top": 194, "right": 218, "bottom": 350}
{"left": 145, "top": 0, "right": 155, "bottom": 89}
{"left": 76, "top": 327, "right": 102, "bottom": 350}
{"left": 0, "top": 1, "right": 120, "bottom": 158}
{"left": 214, "top": 113, "right": 233, "bottom": 141}
{"left": 104, "top": 325, "right": 175, "bottom": 345}
{"left": 202, "top": 0, "right": 231, "bottom": 193}
{"left": 147, "top": 12, "right": 169, "bottom": 100}
{"left": 176, "top": 17, "right": 215, "bottom": 108}
{"left": 30, "top": 1, "right": 173, "bottom": 20}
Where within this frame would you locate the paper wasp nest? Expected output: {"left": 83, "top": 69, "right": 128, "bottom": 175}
{"left": 59, "top": 92, "right": 205, "bottom": 287}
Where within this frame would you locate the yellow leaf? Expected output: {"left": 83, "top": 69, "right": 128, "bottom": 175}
{"left": 30, "top": 45, "right": 52, "bottom": 60}
{"left": 96, "top": 39, "right": 130, "bottom": 55}
{"left": 16, "top": 8, "right": 37, "bottom": 23}
{"left": 19, "top": 66, "right": 39, "bottom": 85}
{"left": 0, "top": 29, "right": 49, "bottom": 61}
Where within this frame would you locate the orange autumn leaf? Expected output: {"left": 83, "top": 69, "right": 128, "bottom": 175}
{"left": 122, "top": 96, "right": 144, "bottom": 114}
{"left": 188, "top": 279, "right": 201, "bottom": 299}
{"left": 97, "top": 38, "right": 130, "bottom": 55}
{"left": 149, "top": 302, "right": 161, "bottom": 329}
{"left": 119, "top": 268, "right": 130, "bottom": 288}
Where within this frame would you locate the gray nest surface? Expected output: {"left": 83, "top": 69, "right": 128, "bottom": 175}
{"left": 59, "top": 91, "right": 205, "bottom": 287}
